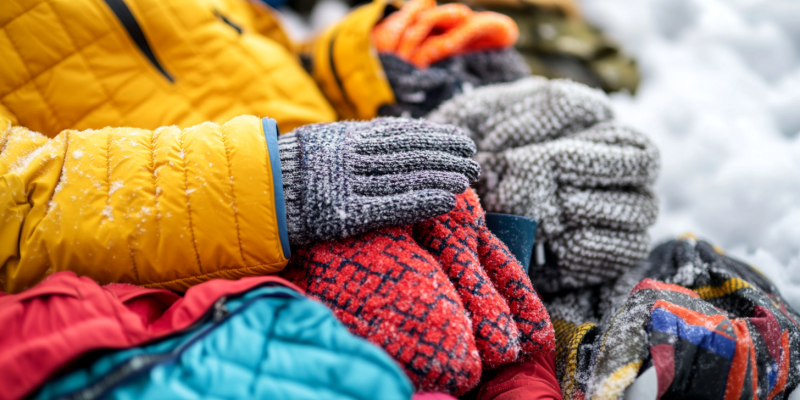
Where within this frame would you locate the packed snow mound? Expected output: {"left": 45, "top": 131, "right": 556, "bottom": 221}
{"left": 577, "top": 0, "right": 800, "bottom": 308}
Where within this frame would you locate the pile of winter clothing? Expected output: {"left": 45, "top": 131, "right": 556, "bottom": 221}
{"left": 2, "top": 0, "right": 798, "bottom": 399}
{"left": 301, "top": 0, "right": 530, "bottom": 120}
{"left": 0, "top": 116, "right": 479, "bottom": 291}
{"left": 1, "top": 272, "right": 413, "bottom": 400}
{"left": 426, "top": 76, "right": 800, "bottom": 399}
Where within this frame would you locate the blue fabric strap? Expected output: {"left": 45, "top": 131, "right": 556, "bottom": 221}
{"left": 262, "top": 118, "right": 291, "bottom": 259}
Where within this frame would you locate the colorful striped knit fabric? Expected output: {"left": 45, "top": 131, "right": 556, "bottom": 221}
{"left": 549, "top": 238, "right": 800, "bottom": 400}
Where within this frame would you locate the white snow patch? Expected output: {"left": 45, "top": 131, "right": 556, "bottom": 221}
{"left": 11, "top": 142, "right": 55, "bottom": 174}
{"left": 578, "top": 0, "right": 800, "bottom": 309}
{"left": 101, "top": 205, "right": 114, "bottom": 221}
{"left": 108, "top": 180, "right": 124, "bottom": 195}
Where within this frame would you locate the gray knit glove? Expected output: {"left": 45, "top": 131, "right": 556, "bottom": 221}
{"left": 278, "top": 118, "right": 480, "bottom": 246}
{"left": 428, "top": 78, "right": 659, "bottom": 292}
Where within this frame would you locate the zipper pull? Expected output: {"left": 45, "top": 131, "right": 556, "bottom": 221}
{"left": 212, "top": 296, "right": 229, "bottom": 322}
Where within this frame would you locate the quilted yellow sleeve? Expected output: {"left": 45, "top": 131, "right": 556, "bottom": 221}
{"left": 0, "top": 115, "right": 289, "bottom": 294}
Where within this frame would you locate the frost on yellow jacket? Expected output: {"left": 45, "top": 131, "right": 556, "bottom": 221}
{"left": 0, "top": 0, "right": 336, "bottom": 137}
{"left": 0, "top": 116, "right": 290, "bottom": 294}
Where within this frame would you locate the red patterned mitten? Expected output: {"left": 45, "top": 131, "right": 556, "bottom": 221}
{"left": 281, "top": 226, "right": 482, "bottom": 395}
{"left": 414, "top": 189, "right": 555, "bottom": 366}
{"left": 413, "top": 190, "right": 521, "bottom": 368}
{"left": 476, "top": 223, "right": 555, "bottom": 359}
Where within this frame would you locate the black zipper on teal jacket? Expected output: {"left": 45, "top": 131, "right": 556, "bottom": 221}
{"left": 103, "top": 0, "right": 174, "bottom": 82}
{"left": 53, "top": 291, "right": 298, "bottom": 400}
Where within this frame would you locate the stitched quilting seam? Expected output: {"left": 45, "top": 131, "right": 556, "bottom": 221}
{"left": 150, "top": 129, "right": 162, "bottom": 245}
{"left": 140, "top": 260, "right": 288, "bottom": 288}
{"left": 44, "top": 2, "right": 144, "bottom": 286}
{"left": 2, "top": 11, "right": 72, "bottom": 131}
{"left": 128, "top": 243, "right": 141, "bottom": 284}
{"left": 42, "top": 131, "right": 69, "bottom": 216}
{"left": 47, "top": 0, "right": 128, "bottom": 130}
{"left": 105, "top": 130, "right": 112, "bottom": 221}
{"left": 1, "top": 31, "right": 114, "bottom": 98}
{"left": 179, "top": 128, "right": 204, "bottom": 274}
{"left": 220, "top": 128, "right": 247, "bottom": 266}
{"left": 0, "top": 1, "right": 47, "bottom": 29}
{"left": 160, "top": 0, "right": 266, "bottom": 116}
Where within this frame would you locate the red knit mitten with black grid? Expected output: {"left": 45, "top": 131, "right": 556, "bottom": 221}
{"left": 281, "top": 226, "right": 482, "bottom": 395}
{"left": 413, "top": 189, "right": 555, "bottom": 365}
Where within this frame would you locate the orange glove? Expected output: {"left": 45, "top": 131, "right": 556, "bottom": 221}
{"left": 396, "top": 4, "right": 473, "bottom": 60}
{"left": 373, "top": 0, "right": 436, "bottom": 52}
{"left": 373, "top": 0, "right": 519, "bottom": 68}
{"left": 409, "top": 12, "right": 518, "bottom": 67}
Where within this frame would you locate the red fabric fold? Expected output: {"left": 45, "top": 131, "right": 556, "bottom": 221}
{"left": 477, "top": 352, "right": 562, "bottom": 400}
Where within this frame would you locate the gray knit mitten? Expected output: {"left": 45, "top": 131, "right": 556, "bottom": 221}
{"left": 428, "top": 78, "right": 659, "bottom": 291}
{"left": 278, "top": 118, "right": 480, "bottom": 246}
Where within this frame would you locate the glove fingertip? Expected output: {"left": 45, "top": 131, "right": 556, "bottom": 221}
{"left": 450, "top": 175, "right": 470, "bottom": 195}
{"left": 466, "top": 159, "right": 481, "bottom": 183}
{"left": 416, "top": 190, "right": 458, "bottom": 221}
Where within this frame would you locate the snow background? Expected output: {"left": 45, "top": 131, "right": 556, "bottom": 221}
{"left": 277, "top": 0, "right": 800, "bottom": 309}
{"left": 576, "top": 0, "right": 800, "bottom": 309}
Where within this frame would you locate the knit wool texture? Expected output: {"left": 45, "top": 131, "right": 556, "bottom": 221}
{"left": 545, "top": 238, "right": 800, "bottom": 400}
{"left": 428, "top": 78, "right": 660, "bottom": 291}
{"left": 278, "top": 118, "right": 480, "bottom": 246}
{"left": 280, "top": 226, "right": 483, "bottom": 395}
{"left": 378, "top": 48, "right": 530, "bottom": 118}
{"left": 282, "top": 190, "right": 556, "bottom": 396}
{"left": 413, "top": 189, "right": 556, "bottom": 368}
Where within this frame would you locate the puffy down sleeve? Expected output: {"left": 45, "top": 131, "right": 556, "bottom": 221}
{"left": 0, "top": 115, "right": 289, "bottom": 293}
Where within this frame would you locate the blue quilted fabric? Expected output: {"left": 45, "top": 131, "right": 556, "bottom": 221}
{"left": 34, "top": 285, "right": 413, "bottom": 400}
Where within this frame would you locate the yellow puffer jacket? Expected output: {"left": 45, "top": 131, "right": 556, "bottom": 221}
{"left": 306, "top": 0, "right": 398, "bottom": 120}
{"left": 0, "top": 0, "right": 336, "bottom": 137}
{"left": 1, "top": 116, "right": 290, "bottom": 293}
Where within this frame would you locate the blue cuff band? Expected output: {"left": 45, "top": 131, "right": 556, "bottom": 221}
{"left": 262, "top": 118, "right": 291, "bottom": 259}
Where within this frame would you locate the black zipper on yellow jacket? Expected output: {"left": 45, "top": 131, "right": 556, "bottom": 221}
{"left": 103, "top": 0, "right": 175, "bottom": 82}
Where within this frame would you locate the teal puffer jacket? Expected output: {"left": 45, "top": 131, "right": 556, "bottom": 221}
{"left": 33, "top": 285, "right": 413, "bottom": 400}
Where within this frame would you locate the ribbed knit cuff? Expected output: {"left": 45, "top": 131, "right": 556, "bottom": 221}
{"left": 278, "top": 132, "right": 305, "bottom": 246}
